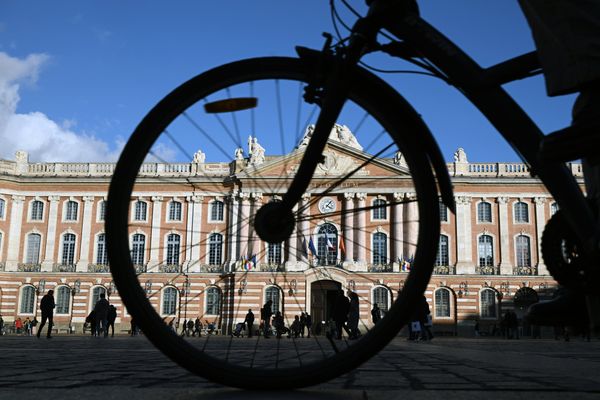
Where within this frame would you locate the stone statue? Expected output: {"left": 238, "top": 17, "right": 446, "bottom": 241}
{"left": 192, "top": 149, "right": 206, "bottom": 164}
{"left": 249, "top": 137, "right": 265, "bottom": 165}
{"left": 234, "top": 147, "right": 244, "bottom": 160}
{"left": 393, "top": 151, "right": 406, "bottom": 166}
{"left": 453, "top": 148, "right": 468, "bottom": 163}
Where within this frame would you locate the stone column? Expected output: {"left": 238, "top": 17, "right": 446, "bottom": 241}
{"left": 76, "top": 196, "right": 95, "bottom": 272}
{"left": 342, "top": 193, "right": 354, "bottom": 265}
{"left": 226, "top": 193, "right": 240, "bottom": 271}
{"left": 497, "top": 196, "right": 512, "bottom": 275}
{"left": 249, "top": 192, "right": 263, "bottom": 263}
{"left": 238, "top": 192, "right": 251, "bottom": 261}
{"left": 455, "top": 195, "right": 474, "bottom": 274}
{"left": 185, "top": 195, "right": 203, "bottom": 272}
{"left": 41, "top": 195, "right": 61, "bottom": 271}
{"left": 534, "top": 197, "right": 548, "bottom": 275}
{"left": 404, "top": 192, "right": 418, "bottom": 261}
{"left": 355, "top": 193, "right": 367, "bottom": 270}
{"left": 392, "top": 192, "right": 404, "bottom": 272}
{"left": 6, "top": 195, "right": 25, "bottom": 271}
{"left": 148, "top": 196, "right": 163, "bottom": 269}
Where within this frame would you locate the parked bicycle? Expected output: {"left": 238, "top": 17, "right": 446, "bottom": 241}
{"left": 106, "top": 0, "right": 600, "bottom": 389}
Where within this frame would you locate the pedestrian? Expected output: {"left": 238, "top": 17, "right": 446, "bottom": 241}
{"left": 15, "top": 317, "right": 23, "bottom": 335}
{"left": 31, "top": 317, "right": 38, "bottom": 336}
{"left": 86, "top": 310, "right": 97, "bottom": 336}
{"left": 107, "top": 305, "right": 117, "bottom": 337}
{"left": 181, "top": 319, "right": 188, "bottom": 337}
{"left": 420, "top": 296, "right": 434, "bottom": 340}
{"left": 130, "top": 318, "right": 138, "bottom": 336}
{"left": 261, "top": 300, "right": 273, "bottom": 338}
{"left": 93, "top": 292, "right": 110, "bottom": 337}
{"left": 0, "top": 315, "right": 4, "bottom": 336}
{"left": 244, "top": 309, "right": 255, "bottom": 338}
{"left": 290, "top": 315, "right": 302, "bottom": 338}
{"left": 300, "top": 312, "right": 307, "bottom": 338}
{"left": 23, "top": 317, "right": 32, "bottom": 336}
{"left": 194, "top": 317, "right": 202, "bottom": 337}
{"left": 305, "top": 312, "right": 313, "bottom": 338}
{"left": 347, "top": 291, "right": 360, "bottom": 339}
{"left": 37, "top": 289, "right": 55, "bottom": 339}
{"left": 509, "top": 310, "right": 520, "bottom": 340}
{"left": 272, "top": 311, "right": 289, "bottom": 339}
{"left": 186, "top": 319, "right": 194, "bottom": 337}
{"left": 332, "top": 290, "right": 350, "bottom": 339}
{"left": 371, "top": 303, "right": 381, "bottom": 324}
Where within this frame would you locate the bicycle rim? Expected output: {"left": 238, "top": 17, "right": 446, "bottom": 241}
{"left": 106, "top": 56, "right": 440, "bottom": 389}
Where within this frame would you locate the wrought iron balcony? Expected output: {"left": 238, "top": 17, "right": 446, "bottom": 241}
{"left": 88, "top": 264, "right": 110, "bottom": 273}
{"left": 432, "top": 265, "right": 456, "bottom": 275}
{"left": 159, "top": 264, "right": 182, "bottom": 273}
{"left": 476, "top": 265, "right": 499, "bottom": 275}
{"left": 200, "top": 264, "right": 223, "bottom": 273}
{"left": 514, "top": 265, "right": 538, "bottom": 275}
{"left": 134, "top": 264, "right": 148, "bottom": 274}
{"left": 17, "top": 263, "right": 41, "bottom": 272}
{"left": 53, "top": 263, "right": 76, "bottom": 272}
{"left": 261, "top": 264, "right": 285, "bottom": 272}
{"left": 368, "top": 263, "right": 393, "bottom": 272}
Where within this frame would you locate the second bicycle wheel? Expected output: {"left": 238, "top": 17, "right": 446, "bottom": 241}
{"left": 106, "top": 56, "right": 440, "bottom": 389}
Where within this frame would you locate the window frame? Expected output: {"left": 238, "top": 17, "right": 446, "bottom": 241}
{"left": 19, "top": 285, "right": 36, "bottom": 315}
{"left": 166, "top": 233, "right": 181, "bottom": 266}
{"left": 371, "top": 198, "right": 387, "bottom": 221}
{"left": 205, "top": 286, "right": 222, "bottom": 315}
{"left": 64, "top": 200, "right": 79, "bottom": 222}
{"left": 25, "top": 233, "right": 42, "bottom": 265}
{"left": 61, "top": 232, "right": 77, "bottom": 266}
{"left": 435, "top": 234, "right": 449, "bottom": 266}
{"left": 480, "top": 288, "right": 498, "bottom": 319}
{"left": 434, "top": 288, "right": 451, "bottom": 318}
{"left": 0, "top": 197, "right": 5, "bottom": 220}
{"left": 208, "top": 233, "right": 223, "bottom": 266}
{"left": 29, "top": 200, "right": 45, "bottom": 222}
{"left": 478, "top": 234, "right": 494, "bottom": 267}
{"left": 514, "top": 201, "right": 529, "bottom": 223}
{"left": 265, "top": 286, "right": 281, "bottom": 314}
{"left": 162, "top": 286, "right": 178, "bottom": 316}
{"left": 515, "top": 234, "right": 532, "bottom": 267}
{"left": 96, "top": 233, "right": 108, "bottom": 265}
{"left": 133, "top": 200, "right": 148, "bottom": 222}
{"left": 439, "top": 201, "right": 448, "bottom": 223}
{"left": 372, "top": 232, "right": 388, "bottom": 265}
{"left": 168, "top": 200, "right": 182, "bottom": 222}
{"left": 372, "top": 286, "right": 390, "bottom": 312}
{"left": 209, "top": 200, "right": 225, "bottom": 222}
{"left": 55, "top": 285, "right": 71, "bottom": 315}
{"left": 267, "top": 242, "right": 282, "bottom": 265}
{"left": 477, "top": 201, "right": 492, "bottom": 223}
{"left": 131, "top": 233, "right": 146, "bottom": 265}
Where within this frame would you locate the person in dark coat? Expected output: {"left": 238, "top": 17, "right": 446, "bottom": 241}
{"left": 261, "top": 300, "right": 273, "bottom": 338}
{"left": 37, "top": 289, "right": 55, "bottom": 339}
{"left": 332, "top": 290, "right": 350, "bottom": 339}
{"left": 347, "top": 291, "right": 360, "bottom": 339}
{"left": 86, "top": 310, "right": 97, "bottom": 336}
{"left": 371, "top": 303, "right": 381, "bottom": 324}
{"left": 94, "top": 293, "right": 110, "bottom": 337}
{"left": 244, "top": 309, "right": 255, "bottom": 338}
{"left": 106, "top": 305, "right": 117, "bottom": 337}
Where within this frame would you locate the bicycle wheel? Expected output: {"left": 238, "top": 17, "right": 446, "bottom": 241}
{"left": 106, "top": 56, "right": 440, "bottom": 389}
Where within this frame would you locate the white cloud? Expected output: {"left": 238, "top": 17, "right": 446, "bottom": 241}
{"left": 0, "top": 51, "right": 121, "bottom": 162}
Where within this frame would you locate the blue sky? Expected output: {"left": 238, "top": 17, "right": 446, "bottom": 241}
{"left": 1, "top": 1, "right": 576, "bottom": 163}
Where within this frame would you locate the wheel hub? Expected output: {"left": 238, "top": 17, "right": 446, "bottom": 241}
{"left": 253, "top": 201, "right": 295, "bottom": 244}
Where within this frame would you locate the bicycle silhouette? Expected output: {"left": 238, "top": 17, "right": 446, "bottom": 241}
{"left": 106, "top": 0, "right": 599, "bottom": 389}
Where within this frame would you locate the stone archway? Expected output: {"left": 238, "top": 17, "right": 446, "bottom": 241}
{"left": 310, "top": 280, "right": 341, "bottom": 333}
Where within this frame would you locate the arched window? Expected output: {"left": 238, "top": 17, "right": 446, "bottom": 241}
{"left": 26, "top": 233, "right": 42, "bottom": 265}
{"left": 267, "top": 242, "right": 282, "bottom": 265}
{"left": 480, "top": 289, "right": 497, "bottom": 318}
{"left": 478, "top": 235, "right": 494, "bottom": 267}
{"left": 61, "top": 233, "right": 76, "bottom": 266}
{"left": 169, "top": 201, "right": 182, "bottom": 221}
{"left": 0, "top": 232, "right": 3, "bottom": 255}
{"left": 435, "top": 235, "right": 449, "bottom": 266}
{"left": 30, "top": 200, "right": 44, "bottom": 221}
{"left": 65, "top": 200, "right": 78, "bottom": 221}
{"left": 372, "top": 198, "right": 387, "bottom": 220}
{"left": 265, "top": 286, "right": 281, "bottom": 314}
{"left": 134, "top": 201, "right": 147, "bottom": 221}
{"left": 131, "top": 234, "right": 146, "bottom": 265}
{"left": 55, "top": 286, "right": 71, "bottom": 314}
{"left": 208, "top": 233, "right": 223, "bottom": 265}
{"left": 434, "top": 288, "right": 451, "bottom": 317}
{"left": 205, "top": 287, "right": 221, "bottom": 315}
{"left": 372, "top": 232, "right": 387, "bottom": 265}
{"left": 477, "top": 201, "right": 492, "bottom": 223}
{"left": 96, "top": 233, "right": 108, "bottom": 265}
{"left": 439, "top": 201, "right": 448, "bottom": 222}
{"left": 91, "top": 286, "right": 107, "bottom": 310}
{"left": 166, "top": 233, "right": 181, "bottom": 265}
{"left": 162, "top": 287, "right": 178, "bottom": 315}
{"left": 317, "top": 223, "right": 338, "bottom": 265}
{"left": 0, "top": 198, "right": 5, "bottom": 219}
{"left": 551, "top": 202, "right": 559, "bottom": 216}
{"left": 516, "top": 235, "right": 531, "bottom": 267}
{"left": 210, "top": 200, "right": 224, "bottom": 221}
{"left": 19, "top": 286, "right": 35, "bottom": 314}
{"left": 98, "top": 200, "right": 106, "bottom": 221}
{"left": 373, "top": 286, "right": 389, "bottom": 313}
{"left": 514, "top": 201, "right": 529, "bottom": 223}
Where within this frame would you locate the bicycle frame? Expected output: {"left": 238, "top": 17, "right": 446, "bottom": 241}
{"left": 360, "top": 0, "right": 599, "bottom": 255}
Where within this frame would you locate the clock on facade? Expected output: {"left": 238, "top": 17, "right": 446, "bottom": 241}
{"left": 318, "top": 197, "right": 337, "bottom": 214}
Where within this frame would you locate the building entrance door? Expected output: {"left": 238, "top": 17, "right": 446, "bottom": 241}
{"left": 311, "top": 280, "right": 341, "bottom": 334}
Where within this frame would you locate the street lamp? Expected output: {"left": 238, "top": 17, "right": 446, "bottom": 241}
{"left": 458, "top": 282, "right": 469, "bottom": 298}
{"left": 69, "top": 279, "right": 81, "bottom": 333}
{"left": 145, "top": 280, "right": 152, "bottom": 295}
{"left": 107, "top": 281, "right": 117, "bottom": 299}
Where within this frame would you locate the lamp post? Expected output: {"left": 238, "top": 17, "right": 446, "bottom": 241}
{"left": 69, "top": 279, "right": 81, "bottom": 333}
{"left": 33, "top": 279, "right": 46, "bottom": 319}
{"left": 107, "top": 281, "right": 117, "bottom": 300}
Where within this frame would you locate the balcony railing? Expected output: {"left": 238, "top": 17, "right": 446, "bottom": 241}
{"left": 159, "top": 264, "right": 182, "bottom": 273}
{"left": 432, "top": 265, "right": 456, "bottom": 275}
{"left": 53, "top": 264, "right": 76, "bottom": 272}
{"left": 368, "top": 263, "right": 393, "bottom": 273}
{"left": 88, "top": 264, "right": 110, "bottom": 273}
{"left": 514, "top": 265, "right": 538, "bottom": 275}
{"left": 261, "top": 264, "right": 285, "bottom": 272}
{"left": 134, "top": 264, "right": 148, "bottom": 274}
{"left": 476, "top": 265, "right": 500, "bottom": 275}
{"left": 17, "top": 263, "right": 41, "bottom": 272}
{"left": 200, "top": 264, "right": 223, "bottom": 273}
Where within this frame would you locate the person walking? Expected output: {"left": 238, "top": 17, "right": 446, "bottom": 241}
{"left": 261, "top": 300, "right": 273, "bottom": 338}
{"left": 194, "top": 317, "right": 202, "bottom": 337}
{"left": 37, "top": 289, "right": 55, "bottom": 339}
{"left": 347, "top": 291, "right": 360, "bottom": 339}
{"left": 305, "top": 312, "right": 313, "bottom": 338}
{"left": 106, "top": 305, "right": 117, "bottom": 337}
{"left": 94, "top": 293, "right": 110, "bottom": 337}
{"left": 332, "top": 290, "right": 350, "bottom": 339}
{"left": 244, "top": 309, "right": 255, "bottom": 338}
{"left": 181, "top": 319, "right": 188, "bottom": 337}
{"left": 186, "top": 319, "right": 194, "bottom": 337}
{"left": 31, "top": 317, "right": 38, "bottom": 337}
{"left": 371, "top": 303, "right": 381, "bottom": 325}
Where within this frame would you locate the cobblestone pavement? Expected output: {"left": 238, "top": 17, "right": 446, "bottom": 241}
{"left": 0, "top": 335, "right": 599, "bottom": 399}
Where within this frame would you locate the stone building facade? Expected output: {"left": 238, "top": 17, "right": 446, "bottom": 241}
{"left": 0, "top": 144, "right": 583, "bottom": 336}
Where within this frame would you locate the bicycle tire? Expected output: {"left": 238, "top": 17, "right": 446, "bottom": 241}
{"left": 106, "top": 56, "right": 440, "bottom": 389}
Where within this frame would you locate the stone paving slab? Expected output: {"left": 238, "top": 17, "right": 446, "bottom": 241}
{"left": 0, "top": 335, "right": 598, "bottom": 398}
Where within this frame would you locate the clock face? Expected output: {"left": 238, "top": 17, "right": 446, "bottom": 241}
{"left": 318, "top": 197, "right": 336, "bottom": 214}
